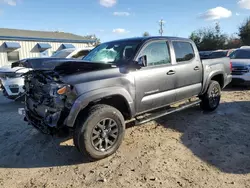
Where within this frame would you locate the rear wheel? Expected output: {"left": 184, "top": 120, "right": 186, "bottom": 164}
{"left": 73, "top": 104, "right": 125, "bottom": 161}
{"left": 200, "top": 80, "right": 221, "bottom": 111}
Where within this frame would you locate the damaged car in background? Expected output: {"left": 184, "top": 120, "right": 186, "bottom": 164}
{"left": 0, "top": 47, "right": 93, "bottom": 100}
{"left": 0, "top": 66, "right": 30, "bottom": 100}
{"left": 18, "top": 36, "right": 232, "bottom": 160}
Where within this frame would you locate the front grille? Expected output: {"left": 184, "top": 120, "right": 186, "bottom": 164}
{"left": 25, "top": 80, "right": 50, "bottom": 102}
{"left": 9, "top": 88, "right": 19, "bottom": 93}
{"left": 232, "top": 66, "right": 249, "bottom": 75}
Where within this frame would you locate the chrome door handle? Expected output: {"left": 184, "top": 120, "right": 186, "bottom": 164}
{"left": 194, "top": 66, "right": 200, "bottom": 71}
{"left": 167, "top": 70, "right": 175, "bottom": 75}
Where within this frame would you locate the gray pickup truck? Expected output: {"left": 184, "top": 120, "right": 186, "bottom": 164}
{"left": 18, "top": 36, "right": 232, "bottom": 160}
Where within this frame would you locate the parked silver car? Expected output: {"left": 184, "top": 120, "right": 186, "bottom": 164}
{"left": 230, "top": 48, "right": 250, "bottom": 86}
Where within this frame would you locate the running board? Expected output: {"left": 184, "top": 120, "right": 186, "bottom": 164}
{"left": 134, "top": 99, "right": 201, "bottom": 125}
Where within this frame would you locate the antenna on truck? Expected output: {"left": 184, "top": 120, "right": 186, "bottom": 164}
{"left": 159, "top": 19, "right": 165, "bottom": 36}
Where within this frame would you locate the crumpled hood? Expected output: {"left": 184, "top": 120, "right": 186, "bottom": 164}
{"left": 18, "top": 58, "right": 115, "bottom": 75}
{"left": 11, "top": 57, "right": 70, "bottom": 69}
{"left": 53, "top": 60, "right": 114, "bottom": 74}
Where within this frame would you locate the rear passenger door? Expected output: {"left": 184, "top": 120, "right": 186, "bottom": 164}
{"left": 133, "top": 40, "right": 177, "bottom": 113}
{"left": 171, "top": 41, "right": 202, "bottom": 101}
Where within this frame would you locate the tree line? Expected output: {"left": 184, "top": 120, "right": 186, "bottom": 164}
{"left": 189, "top": 17, "right": 250, "bottom": 51}
{"left": 142, "top": 17, "right": 250, "bottom": 51}
{"left": 90, "top": 17, "right": 250, "bottom": 50}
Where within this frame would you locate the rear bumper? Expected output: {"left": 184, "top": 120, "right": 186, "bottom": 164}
{"left": 224, "top": 75, "right": 232, "bottom": 88}
{"left": 232, "top": 73, "right": 250, "bottom": 86}
{"left": 231, "top": 78, "right": 250, "bottom": 86}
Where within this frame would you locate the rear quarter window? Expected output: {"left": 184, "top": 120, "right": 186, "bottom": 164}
{"left": 209, "top": 51, "right": 228, "bottom": 58}
{"left": 172, "top": 41, "right": 195, "bottom": 63}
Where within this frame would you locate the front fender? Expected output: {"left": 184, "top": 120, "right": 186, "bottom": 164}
{"left": 64, "top": 87, "right": 135, "bottom": 127}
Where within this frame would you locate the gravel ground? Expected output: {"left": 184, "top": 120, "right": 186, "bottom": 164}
{"left": 0, "top": 88, "right": 250, "bottom": 188}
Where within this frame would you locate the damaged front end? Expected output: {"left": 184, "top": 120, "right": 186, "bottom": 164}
{"left": 23, "top": 70, "right": 77, "bottom": 134}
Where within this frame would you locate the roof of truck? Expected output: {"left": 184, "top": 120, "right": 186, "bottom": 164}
{"left": 106, "top": 36, "right": 192, "bottom": 43}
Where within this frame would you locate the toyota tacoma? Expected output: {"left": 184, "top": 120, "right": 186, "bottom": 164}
{"left": 17, "top": 36, "right": 232, "bottom": 160}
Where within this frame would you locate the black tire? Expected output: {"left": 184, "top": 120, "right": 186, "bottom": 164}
{"left": 73, "top": 126, "right": 80, "bottom": 151}
{"left": 73, "top": 104, "right": 125, "bottom": 161}
{"left": 200, "top": 80, "right": 221, "bottom": 111}
{"left": 73, "top": 116, "right": 84, "bottom": 151}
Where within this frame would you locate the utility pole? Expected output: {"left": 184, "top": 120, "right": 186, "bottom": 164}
{"left": 159, "top": 19, "right": 165, "bottom": 36}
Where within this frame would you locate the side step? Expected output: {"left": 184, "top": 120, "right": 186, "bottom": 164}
{"left": 134, "top": 99, "right": 201, "bottom": 125}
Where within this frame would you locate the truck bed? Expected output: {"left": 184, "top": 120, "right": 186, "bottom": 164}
{"left": 201, "top": 57, "right": 232, "bottom": 93}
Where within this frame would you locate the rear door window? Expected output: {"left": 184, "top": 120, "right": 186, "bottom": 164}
{"left": 172, "top": 41, "right": 195, "bottom": 63}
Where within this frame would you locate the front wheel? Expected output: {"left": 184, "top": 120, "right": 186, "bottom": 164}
{"left": 200, "top": 80, "right": 221, "bottom": 111}
{"left": 73, "top": 104, "right": 125, "bottom": 161}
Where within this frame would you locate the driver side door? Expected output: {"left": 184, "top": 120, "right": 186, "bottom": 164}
{"left": 133, "top": 40, "right": 177, "bottom": 114}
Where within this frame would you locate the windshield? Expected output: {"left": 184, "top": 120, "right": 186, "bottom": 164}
{"left": 229, "top": 49, "right": 250, "bottom": 59}
{"left": 51, "top": 50, "right": 74, "bottom": 58}
{"left": 83, "top": 40, "right": 141, "bottom": 64}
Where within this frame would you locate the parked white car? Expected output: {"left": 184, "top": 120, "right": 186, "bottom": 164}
{"left": 0, "top": 47, "right": 94, "bottom": 100}
{"left": 51, "top": 47, "right": 94, "bottom": 59}
{"left": 0, "top": 66, "right": 30, "bottom": 99}
{"left": 240, "top": 46, "right": 250, "bottom": 49}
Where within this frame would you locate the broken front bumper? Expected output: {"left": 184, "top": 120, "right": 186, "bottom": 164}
{"left": 20, "top": 97, "right": 67, "bottom": 134}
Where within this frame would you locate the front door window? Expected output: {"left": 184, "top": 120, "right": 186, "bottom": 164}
{"left": 138, "top": 41, "right": 171, "bottom": 66}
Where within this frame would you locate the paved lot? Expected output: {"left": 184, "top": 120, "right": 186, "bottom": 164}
{"left": 0, "top": 88, "right": 250, "bottom": 188}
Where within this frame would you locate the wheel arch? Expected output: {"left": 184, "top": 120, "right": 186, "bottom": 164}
{"left": 201, "top": 71, "right": 225, "bottom": 94}
{"left": 64, "top": 87, "right": 135, "bottom": 128}
{"left": 211, "top": 74, "right": 224, "bottom": 88}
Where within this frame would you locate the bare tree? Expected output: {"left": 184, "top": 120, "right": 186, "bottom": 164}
{"left": 239, "top": 17, "right": 250, "bottom": 45}
{"left": 143, "top": 32, "right": 150, "bottom": 37}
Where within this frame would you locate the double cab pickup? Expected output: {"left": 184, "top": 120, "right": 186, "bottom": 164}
{"left": 16, "top": 36, "right": 232, "bottom": 160}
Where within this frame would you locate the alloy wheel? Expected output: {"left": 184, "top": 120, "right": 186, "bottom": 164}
{"left": 209, "top": 86, "right": 220, "bottom": 108}
{"left": 91, "top": 118, "right": 119, "bottom": 152}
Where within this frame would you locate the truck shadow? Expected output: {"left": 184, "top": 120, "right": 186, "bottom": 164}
{"left": 0, "top": 98, "right": 24, "bottom": 113}
{"left": 0, "top": 95, "right": 91, "bottom": 168}
{"left": 0, "top": 129, "right": 92, "bottom": 168}
{"left": 155, "top": 100, "right": 250, "bottom": 174}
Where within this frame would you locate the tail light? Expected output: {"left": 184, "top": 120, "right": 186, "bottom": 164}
{"left": 230, "top": 62, "right": 232, "bottom": 72}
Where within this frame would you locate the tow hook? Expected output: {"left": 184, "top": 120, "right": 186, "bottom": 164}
{"left": 14, "top": 92, "right": 26, "bottom": 101}
{"left": 24, "top": 116, "right": 28, "bottom": 122}
{"left": 45, "top": 111, "right": 61, "bottom": 127}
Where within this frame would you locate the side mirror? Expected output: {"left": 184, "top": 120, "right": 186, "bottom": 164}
{"left": 137, "top": 55, "right": 147, "bottom": 67}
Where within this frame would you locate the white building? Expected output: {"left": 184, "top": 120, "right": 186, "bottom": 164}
{"left": 0, "top": 28, "right": 96, "bottom": 67}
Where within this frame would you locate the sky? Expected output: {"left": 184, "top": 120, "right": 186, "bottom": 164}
{"left": 0, "top": 0, "right": 250, "bottom": 42}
